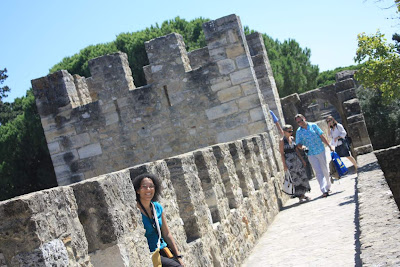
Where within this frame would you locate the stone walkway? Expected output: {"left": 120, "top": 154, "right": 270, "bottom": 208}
{"left": 242, "top": 157, "right": 360, "bottom": 267}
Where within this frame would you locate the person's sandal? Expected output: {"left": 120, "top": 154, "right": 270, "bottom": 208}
{"left": 322, "top": 192, "right": 329, "bottom": 198}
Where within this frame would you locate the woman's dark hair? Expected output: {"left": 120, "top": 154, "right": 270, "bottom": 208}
{"left": 132, "top": 173, "right": 161, "bottom": 201}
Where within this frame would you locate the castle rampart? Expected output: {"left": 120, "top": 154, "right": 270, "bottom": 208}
{"left": 0, "top": 132, "right": 285, "bottom": 266}
{"left": 31, "top": 14, "right": 283, "bottom": 186}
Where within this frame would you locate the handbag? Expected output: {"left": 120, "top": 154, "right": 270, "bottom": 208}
{"left": 282, "top": 170, "right": 295, "bottom": 195}
{"left": 331, "top": 151, "right": 348, "bottom": 177}
{"left": 151, "top": 203, "right": 162, "bottom": 267}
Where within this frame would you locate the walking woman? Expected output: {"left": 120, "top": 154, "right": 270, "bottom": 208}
{"left": 133, "top": 173, "right": 185, "bottom": 267}
{"left": 326, "top": 116, "right": 358, "bottom": 171}
{"left": 279, "top": 124, "right": 311, "bottom": 202}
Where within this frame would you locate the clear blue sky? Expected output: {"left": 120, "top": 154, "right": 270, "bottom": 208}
{"left": 2, "top": 0, "right": 398, "bottom": 102}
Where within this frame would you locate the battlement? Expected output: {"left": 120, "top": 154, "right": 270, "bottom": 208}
{"left": 31, "top": 14, "right": 284, "bottom": 186}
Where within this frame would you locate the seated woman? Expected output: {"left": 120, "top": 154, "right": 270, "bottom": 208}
{"left": 133, "top": 173, "right": 184, "bottom": 267}
{"left": 326, "top": 116, "right": 358, "bottom": 171}
{"left": 279, "top": 124, "right": 311, "bottom": 202}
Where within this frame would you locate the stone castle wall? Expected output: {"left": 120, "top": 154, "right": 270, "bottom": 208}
{"left": 31, "top": 14, "right": 284, "bottom": 186}
{"left": 357, "top": 152, "right": 400, "bottom": 266}
{"left": 374, "top": 145, "right": 400, "bottom": 209}
{"left": 0, "top": 132, "right": 286, "bottom": 266}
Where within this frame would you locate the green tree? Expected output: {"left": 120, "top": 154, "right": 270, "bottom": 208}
{"left": 0, "top": 90, "right": 57, "bottom": 201}
{"left": 51, "top": 17, "right": 209, "bottom": 87}
{"left": 0, "top": 68, "right": 10, "bottom": 102}
{"left": 357, "top": 86, "right": 400, "bottom": 149}
{"left": 354, "top": 31, "right": 400, "bottom": 102}
{"left": 278, "top": 39, "right": 319, "bottom": 96}
{"left": 316, "top": 65, "right": 362, "bottom": 88}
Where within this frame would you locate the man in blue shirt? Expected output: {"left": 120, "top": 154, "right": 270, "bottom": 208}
{"left": 295, "top": 114, "right": 334, "bottom": 197}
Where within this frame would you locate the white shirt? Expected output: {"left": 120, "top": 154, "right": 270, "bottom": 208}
{"left": 329, "top": 123, "right": 347, "bottom": 147}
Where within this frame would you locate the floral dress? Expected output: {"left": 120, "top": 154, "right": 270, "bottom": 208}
{"left": 283, "top": 136, "right": 311, "bottom": 197}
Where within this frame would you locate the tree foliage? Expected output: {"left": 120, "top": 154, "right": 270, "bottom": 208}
{"left": 52, "top": 17, "right": 317, "bottom": 95}
{"left": 51, "top": 17, "right": 208, "bottom": 87}
{"left": 0, "top": 68, "right": 11, "bottom": 102}
{"left": 354, "top": 31, "right": 400, "bottom": 102}
{"left": 0, "top": 90, "right": 57, "bottom": 201}
{"left": 357, "top": 86, "right": 400, "bottom": 149}
{"left": 316, "top": 65, "right": 362, "bottom": 88}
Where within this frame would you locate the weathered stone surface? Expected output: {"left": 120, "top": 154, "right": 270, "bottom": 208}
{"left": 0, "top": 187, "right": 91, "bottom": 266}
{"left": 71, "top": 169, "right": 151, "bottom": 267}
{"left": 357, "top": 153, "right": 400, "bottom": 266}
{"left": 375, "top": 145, "right": 400, "bottom": 209}
{"left": 335, "top": 70, "right": 355, "bottom": 82}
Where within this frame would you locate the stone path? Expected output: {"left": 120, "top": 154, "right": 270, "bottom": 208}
{"left": 242, "top": 157, "right": 360, "bottom": 267}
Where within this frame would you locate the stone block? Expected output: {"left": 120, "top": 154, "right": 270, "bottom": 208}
{"left": 208, "top": 47, "right": 227, "bottom": 61}
{"left": 41, "top": 116, "right": 57, "bottom": 131}
{"left": 249, "top": 107, "right": 265, "bottom": 122}
{"left": 335, "top": 78, "right": 356, "bottom": 93}
{"left": 236, "top": 54, "right": 250, "bottom": 69}
{"left": 205, "top": 102, "right": 239, "bottom": 120}
{"left": 48, "top": 141, "right": 61, "bottom": 154}
{"left": 241, "top": 81, "right": 258, "bottom": 96}
{"left": 230, "top": 68, "right": 254, "bottom": 85}
{"left": 105, "top": 112, "right": 119, "bottom": 126}
{"left": 45, "top": 124, "right": 77, "bottom": 143}
{"left": 207, "top": 36, "right": 228, "bottom": 50}
{"left": 210, "top": 79, "right": 232, "bottom": 92}
{"left": 60, "top": 133, "right": 92, "bottom": 150}
{"left": 217, "top": 58, "right": 236, "bottom": 74}
{"left": 217, "top": 127, "right": 249, "bottom": 143}
{"left": 51, "top": 150, "right": 79, "bottom": 167}
{"left": 217, "top": 86, "right": 242, "bottom": 102}
{"left": 226, "top": 44, "right": 245, "bottom": 59}
{"left": 78, "top": 143, "right": 102, "bottom": 159}
{"left": 238, "top": 94, "right": 261, "bottom": 110}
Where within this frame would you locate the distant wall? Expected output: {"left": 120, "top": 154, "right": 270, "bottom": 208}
{"left": 374, "top": 145, "right": 400, "bottom": 209}
{"left": 357, "top": 152, "right": 400, "bottom": 266}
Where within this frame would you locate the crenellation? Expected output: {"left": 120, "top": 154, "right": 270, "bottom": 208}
{"left": 0, "top": 187, "right": 91, "bottom": 266}
{"left": 242, "top": 138, "right": 263, "bottom": 190}
{"left": 32, "top": 70, "right": 77, "bottom": 117}
{"left": 251, "top": 135, "right": 271, "bottom": 182}
{"left": 88, "top": 52, "right": 136, "bottom": 101}
{"left": 228, "top": 141, "right": 253, "bottom": 198}
{"left": 165, "top": 155, "right": 202, "bottom": 243}
{"left": 73, "top": 74, "right": 92, "bottom": 105}
{"left": 71, "top": 169, "right": 152, "bottom": 267}
{"left": 246, "top": 32, "right": 285, "bottom": 124}
{"left": 187, "top": 47, "right": 210, "bottom": 69}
